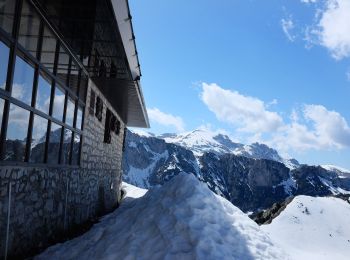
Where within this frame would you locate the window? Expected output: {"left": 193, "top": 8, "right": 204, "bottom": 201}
{"left": 29, "top": 115, "right": 47, "bottom": 163}
{"left": 76, "top": 106, "right": 83, "bottom": 130}
{"left": 40, "top": 26, "right": 57, "bottom": 72}
{"left": 18, "top": 0, "right": 41, "bottom": 57}
{"left": 47, "top": 122, "right": 61, "bottom": 164}
{"left": 12, "top": 55, "right": 34, "bottom": 106}
{"left": 69, "top": 61, "right": 79, "bottom": 95}
{"left": 79, "top": 72, "right": 88, "bottom": 102}
{"left": 35, "top": 72, "right": 51, "bottom": 114}
{"left": 89, "top": 89, "right": 95, "bottom": 115}
{"left": 0, "top": 0, "right": 16, "bottom": 35}
{"left": 0, "top": 98, "right": 4, "bottom": 136}
{"left": 4, "top": 103, "right": 30, "bottom": 161}
{"left": 52, "top": 85, "right": 65, "bottom": 121}
{"left": 0, "top": 0, "right": 85, "bottom": 165}
{"left": 71, "top": 133, "right": 80, "bottom": 165}
{"left": 0, "top": 40, "right": 9, "bottom": 89}
{"left": 56, "top": 46, "right": 69, "bottom": 85}
{"left": 61, "top": 128, "right": 72, "bottom": 164}
{"left": 65, "top": 96, "right": 75, "bottom": 126}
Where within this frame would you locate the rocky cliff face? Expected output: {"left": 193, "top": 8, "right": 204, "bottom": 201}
{"left": 123, "top": 130, "right": 350, "bottom": 213}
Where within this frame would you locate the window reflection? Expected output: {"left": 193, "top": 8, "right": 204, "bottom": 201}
{"left": 56, "top": 46, "right": 70, "bottom": 85}
{"left": 61, "top": 128, "right": 72, "bottom": 164}
{"left": 69, "top": 62, "right": 79, "bottom": 95}
{"left": 0, "top": 98, "right": 4, "bottom": 136}
{"left": 19, "top": 1, "right": 41, "bottom": 57}
{"left": 76, "top": 106, "right": 83, "bottom": 130}
{"left": 0, "top": 0, "right": 16, "bottom": 35}
{"left": 52, "top": 85, "right": 64, "bottom": 121}
{"left": 5, "top": 103, "right": 30, "bottom": 161}
{"left": 12, "top": 55, "right": 34, "bottom": 105}
{"left": 0, "top": 40, "right": 9, "bottom": 89}
{"left": 79, "top": 72, "right": 88, "bottom": 102}
{"left": 71, "top": 133, "right": 81, "bottom": 165}
{"left": 36, "top": 72, "right": 51, "bottom": 114}
{"left": 65, "top": 97, "right": 75, "bottom": 126}
{"left": 29, "top": 114, "right": 47, "bottom": 163}
{"left": 47, "top": 122, "right": 61, "bottom": 164}
{"left": 40, "top": 26, "right": 57, "bottom": 72}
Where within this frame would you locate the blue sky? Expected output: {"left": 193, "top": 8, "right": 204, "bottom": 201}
{"left": 129, "top": 0, "right": 350, "bottom": 169}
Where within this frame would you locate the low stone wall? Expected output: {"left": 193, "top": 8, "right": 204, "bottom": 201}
{"left": 0, "top": 80, "right": 126, "bottom": 259}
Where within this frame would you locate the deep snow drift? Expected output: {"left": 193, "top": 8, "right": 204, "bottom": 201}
{"left": 36, "top": 173, "right": 288, "bottom": 259}
{"left": 262, "top": 195, "right": 350, "bottom": 260}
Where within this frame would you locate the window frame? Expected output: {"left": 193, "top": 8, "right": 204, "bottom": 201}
{"left": 0, "top": 0, "right": 87, "bottom": 167}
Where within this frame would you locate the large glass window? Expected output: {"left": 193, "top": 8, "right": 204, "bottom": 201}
{"left": 12, "top": 55, "right": 34, "bottom": 105}
{"left": 4, "top": 103, "right": 30, "bottom": 161}
{"left": 0, "top": 98, "right": 4, "bottom": 136}
{"left": 76, "top": 106, "right": 83, "bottom": 130}
{"left": 0, "top": 40, "right": 9, "bottom": 89}
{"left": 65, "top": 97, "right": 74, "bottom": 126}
{"left": 79, "top": 72, "right": 88, "bottom": 102}
{"left": 29, "top": 114, "right": 47, "bottom": 163}
{"left": 0, "top": 0, "right": 16, "bottom": 35}
{"left": 69, "top": 61, "right": 79, "bottom": 95}
{"left": 40, "top": 26, "right": 57, "bottom": 72}
{"left": 35, "top": 72, "right": 51, "bottom": 114}
{"left": 56, "top": 46, "right": 69, "bottom": 85}
{"left": 18, "top": 0, "right": 41, "bottom": 57}
{"left": 0, "top": 0, "right": 85, "bottom": 165}
{"left": 71, "top": 133, "right": 80, "bottom": 165}
{"left": 52, "top": 85, "right": 65, "bottom": 121}
{"left": 47, "top": 122, "right": 61, "bottom": 164}
{"left": 61, "top": 128, "right": 71, "bottom": 164}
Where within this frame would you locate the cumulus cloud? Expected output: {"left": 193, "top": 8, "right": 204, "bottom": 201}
{"left": 148, "top": 108, "right": 185, "bottom": 132}
{"left": 200, "top": 82, "right": 350, "bottom": 153}
{"left": 281, "top": 17, "right": 296, "bottom": 42}
{"left": 200, "top": 83, "right": 283, "bottom": 133}
{"left": 304, "top": 0, "right": 350, "bottom": 60}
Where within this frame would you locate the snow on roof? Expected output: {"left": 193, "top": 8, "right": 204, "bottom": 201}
{"left": 36, "top": 173, "right": 288, "bottom": 259}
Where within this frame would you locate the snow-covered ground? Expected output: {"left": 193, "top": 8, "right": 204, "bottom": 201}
{"left": 262, "top": 195, "right": 350, "bottom": 260}
{"left": 36, "top": 173, "right": 288, "bottom": 260}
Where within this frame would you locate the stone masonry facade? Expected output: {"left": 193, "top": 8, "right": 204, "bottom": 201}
{"left": 0, "top": 80, "right": 126, "bottom": 259}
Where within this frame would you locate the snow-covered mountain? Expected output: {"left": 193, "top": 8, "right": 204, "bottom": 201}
{"left": 262, "top": 195, "right": 350, "bottom": 260}
{"left": 36, "top": 173, "right": 289, "bottom": 259}
{"left": 160, "top": 129, "right": 298, "bottom": 168}
{"left": 123, "top": 129, "right": 350, "bottom": 213}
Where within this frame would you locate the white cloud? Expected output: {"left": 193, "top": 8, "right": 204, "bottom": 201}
{"left": 269, "top": 104, "right": 350, "bottom": 152}
{"left": 200, "top": 82, "right": 350, "bottom": 153}
{"left": 281, "top": 17, "right": 296, "bottom": 42}
{"left": 200, "top": 83, "right": 283, "bottom": 133}
{"left": 301, "top": 0, "right": 318, "bottom": 3}
{"left": 147, "top": 108, "right": 185, "bottom": 132}
{"left": 306, "top": 0, "right": 350, "bottom": 60}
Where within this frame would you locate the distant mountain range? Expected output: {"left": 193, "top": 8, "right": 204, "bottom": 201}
{"left": 123, "top": 129, "right": 350, "bottom": 213}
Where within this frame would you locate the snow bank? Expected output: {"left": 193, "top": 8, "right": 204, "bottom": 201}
{"left": 36, "top": 173, "right": 288, "bottom": 260}
{"left": 262, "top": 195, "right": 350, "bottom": 260}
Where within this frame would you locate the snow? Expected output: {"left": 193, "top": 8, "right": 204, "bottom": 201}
{"left": 318, "top": 177, "right": 350, "bottom": 195}
{"left": 321, "top": 164, "right": 350, "bottom": 173}
{"left": 36, "top": 173, "right": 288, "bottom": 260}
{"left": 163, "top": 129, "right": 228, "bottom": 156}
{"left": 262, "top": 195, "right": 350, "bottom": 260}
{"left": 321, "top": 164, "right": 350, "bottom": 177}
{"left": 125, "top": 150, "right": 169, "bottom": 189}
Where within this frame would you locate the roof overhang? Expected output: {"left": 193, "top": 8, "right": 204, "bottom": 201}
{"left": 109, "top": 0, "right": 149, "bottom": 128}
{"left": 92, "top": 77, "right": 149, "bottom": 128}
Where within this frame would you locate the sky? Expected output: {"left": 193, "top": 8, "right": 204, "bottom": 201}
{"left": 129, "top": 0, "right": 350, "bottom": 169}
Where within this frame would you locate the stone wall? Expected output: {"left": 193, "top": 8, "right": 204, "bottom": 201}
{"left": 0, "top": 79, "right": 126, "bottom": 259}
